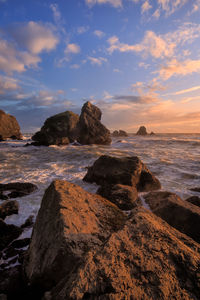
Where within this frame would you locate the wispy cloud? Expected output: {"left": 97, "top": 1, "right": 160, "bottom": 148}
{"left": 141, "top": 1, "right": 152, "bottom": 14}
{"left": 65, "top": 43, "right": 80, "bottom": 54}
{"left": 77, "top": 26, "right": 89, "bottom": 34}
{"left": 85, "top": 0, "right": 122, "bottom": 8}
{"left": 93, "top": 30, "right": 105, "bottom": 38}
{"left": 87, "top": 56, "right": 107, "bottom": 65}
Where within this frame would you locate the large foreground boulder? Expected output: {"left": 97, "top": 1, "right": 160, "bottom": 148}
{"left": 32, "top": 111, "right": 79, "bottom": 146}
{"left": 144, "top": 191, "right": 200, "bottom": 244}
{"left": 24, "top": 180, "right": 125, "bottom": 296}
{"left": 83, "top": 155, "right": 161, "bottom": 192}
{"left": 0, "top": 110, "right": 22, "bottom": 140}
{"left": 24, "top": 181, "right": 200, "bottom": 299}
{"left": 136, "top": 126, "right": 147, "bottom": 135}
{"left": 77, "top": 101, "right": 111, "bottom": 145}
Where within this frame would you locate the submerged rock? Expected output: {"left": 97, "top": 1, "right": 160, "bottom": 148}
{"left": 77, "top": 101, "right": 111, "bottom": 145}
{"left": 136, "top": 126, "right": 147, "bottom": 135}
{"left": 144, "top": 191, "right": 200, "bottom": 243}
{"left": 0, "top": 200, "right": 18, "bottom": 220}
{"left": 24, "top": 180, "right": 200, "bottom": 299}
{"left": 112, "top": 130, "right": 128, "bottom": 137}
{"left": 32, "top": 111, "right": 79, "bottom": 146}
{"left": 0, "top": 182, "right": 37, "bottom": 199}
{"left": 0, "top": 110, "right": 22, "bottom": 140}
{"left": 83, "top": 155, "right": 161, "bottom": 192}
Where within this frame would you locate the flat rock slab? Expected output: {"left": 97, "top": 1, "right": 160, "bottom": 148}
{"left": 144, "top": 191, "right": 200, "bottom": 244}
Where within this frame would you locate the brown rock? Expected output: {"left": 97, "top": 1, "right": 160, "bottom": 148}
{"left": 0, "top": 110, "right": 22, "bottom": 140}
{"left": 32, "top": 111, "right": 79, "bottom": 146}
{"left": 144, "top": 191, "right": 200, "bottom": 243}
{"left": 97, "top": 184, "right": 140, "bottom": 210}
{"left": 112, "top": 130, "right": 128, "bottom": 137}
{"left": 44, "top": 207, "right": 200, "bottom": 300}
{"left": 0, "top": 200, "right": 18, "bottom": 220}
{"left": 0, "top": 219, "right": 23, "bottom": 251}
{"left": 21, "top": 215, "right": 34, "bottom": 229}
{"left": 77, "top": 101, "right": 111, "bottom": 145}
{"left": 0, "top": 182, "right": 37, "bottom": 199}
{"left": 83, "top": 155, "right": 161, "bottom": 192}
{"left": 186, "top": 196, "right": 200, "bottom": 208}
{"left": 24, "top": 180, "right": 125, "bottom": 294}
{"left": 136, "top": 126, "right": 147, "bottom": 135}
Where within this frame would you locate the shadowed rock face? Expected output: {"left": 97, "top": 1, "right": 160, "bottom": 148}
{"left": 112, "top": 130, "right": 128, "bottom": 137}
{"left": 84, "top": 155, "right": 161, "bottom": 192}
{"left": 0, "top": 110, "right": 22, "bottom": 140}
{"left": 24, "top": 180, "right": 200, "bottom": 299}
{"left": 136, "top": 126, "right": 147, "bottom": 135}
{"left": 0, "top": 200, "right": 18, "bottom": 220}
{"left": 144, "top": 191, "right": 200, "bottom": 244}
{"left": 32, "top": 111, "right": 79, "bottom": 146}
{"left": 77, "top": 101, "right": 111, "bottom": 145}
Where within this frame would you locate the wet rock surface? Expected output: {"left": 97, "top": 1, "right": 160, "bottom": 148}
{"left": 144, "top": 191, "right": 200, "bottom": 244}
{"left": 23, "top": 180, "right": 200, "bottom": 299}
{"left": 0, "top": 182, "right": 37, "bottom": 200}
{"left": 0, "top": 200, "right": 18, "bottom": 220}
{"left": 0, "top": 219, "right": 23, "bottom": 251}
{"left": 0, "top": 110, "right": 22, "bottom": 140}
{"left": 77, "top": 101, "right": 111, "bottom": 145}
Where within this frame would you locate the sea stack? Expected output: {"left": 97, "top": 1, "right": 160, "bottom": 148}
{"left": 77, "top": 101, "right": 111, "bottom": 145}
{"left": 112, "top": 130, "right": 128, "bottom": 137}
{"left": 0, "top": 110, "right": 22, "bottom": 140}
{"left": 136, "top": 126, "right": 147, "bottom": 135}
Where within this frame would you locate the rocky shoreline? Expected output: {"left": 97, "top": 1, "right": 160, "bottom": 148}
{"left": 0, "top": 154, "right": 200, "bottom": 299}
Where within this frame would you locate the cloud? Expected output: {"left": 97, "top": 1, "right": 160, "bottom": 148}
{"left": 141, "top": 1, "right": 152, "bottom": 14}
{"left": 65, "top": 43, "right": 81, "bottom": 54}
{"left": 50, "top": 3, "right": 61, "bottom": 23}
{"left": 93, "top": 30, "right": 105, "bottom": 38}
{"left": 0, "top": 38, "right": 40, "bottom": 73}
{"left": 158, "top": 59, "right": 200, "bottom": 80}
{"left": 70, "top": 64, "right": 80, "bottom": 69}
{"left": 113, "top": 94, "right": 157, "bottom": 104}
{"left": 77, "top": 26, "right": 89, "bottom": 34}
{"left": 153, "top": 0, "right": 188, "bottom": 17}
{"left": 0, "top": 75, "right": 20, "bottom": 95}
{"left": 172, "top": 85, "right": 200, "bottom": 95}
{"left": 85, "top": 0, "right": 122, "bottom": 8}
{"left": 181, "top": 95, "right": 200, "bottom": 103}
{"left": 87, "top": 56, "right": 107, "bottom": 65}
{"left": 113, "top": 68, "right": 121, "bottom": 72}
{"left": 10, "top": 21, "right": 59, "bottom": 54}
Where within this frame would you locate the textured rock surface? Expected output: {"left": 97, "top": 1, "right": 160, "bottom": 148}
{"left": 0, "top": 219, "right": 22, "bottom": 251}
{"left": 0, "top": 200, "right": 18, "bottom": 219}
{"left": 0, "top": 182, "right": 37, "bottom": 200}
{"left": 24, "top": 180, "right": 125, "bottom": 294}
{"left": 44, "top": 207, "right": 200, "bottom": 300}
{"left": 83, "top": 155, "right": 161, "bottom": 192}
{"left": 144, "top": 191, "right": 200, "bottom": 243}
{"left": 136, "top": 126, "right": 147, "bottom": 135}
{"left": 186, "top": 196, "right": 200, "bottom": 208}
{"left": 112, "top": 130, "right": 128, "bottom": 137}
{"left": 97, "top": 184, "right": 140, "bottom": 210}
{"left": 0, "top": 110, "right": 22, "bottom": 140}
{"left": 32, "top": 111, "right": 79, "bottom": 146}
{"left": 77, "top": 102, "right": 111, "bottom": 145}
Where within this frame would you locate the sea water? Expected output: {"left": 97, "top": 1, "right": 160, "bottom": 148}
{"left": 1, "top": 133, "right": 200, "bottom": 229}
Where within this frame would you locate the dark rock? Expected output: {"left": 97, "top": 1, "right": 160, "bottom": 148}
{"left": 0, "top": 294, "right": 7, "bottom": 300}
{"left": 190, "top": 187, "right": 200, "bottom": 192}
{"left": 0, "top": 192, "right": 8, "bottom": 201}
{"left": 11, "top": 238, "right": 30, "bottom": 249}
{"left": 150, "top": 131, "right": 155, "bottom": 135}
{"left": 136, "top": 126, "right": 147, "bottom": 135}
{"left": 0, "top": 200, "right": 18, "bottom": 220}
{"left": 112, "top": 130, "right": 128, "bottom": 137}
{"left": 0, "top": 182, "right": 37, "bottom": 199}
{"left": 0, "top": 135, "right": 4, "bottom": 142}
{"left": 24, "top": 180, "right": 126, "bottom": 294}
{"left": 144, "top": 191, "right": 200, "bottom": 244}
{"left": 97, "top": 184, "right": 140, "bottom": 210}
{"left": 77, "top": 101, "right": 111, "bottom": 145}
{"left": 0, "top": 266, "right": 25, "bottom": 299}
{"left": 3, "top": 246, "right": 20, "bottom": 260}
{"left": 32, "top": 111, "right": 79, "bottom": 146}
{"left": 0, "top": 219, "right": 23, "bottom": 251}
{"left": 0, "top": 110, "right": 22, "bottom": 140}
{"left": 186, "top": 196, "right": 200, "bottom": 208}
{"left": 30, "top": 196, "right": 200, "bottom": 300}
{"left": 83, "top": 155, "right": 161, "bottom": 192}
{"left": 21, "top": 215, "right": 34, "bottom": 229}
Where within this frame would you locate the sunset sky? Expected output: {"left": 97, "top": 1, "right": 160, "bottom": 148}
{"left": 0, "top": 0, "right": 200, "bottom": 133}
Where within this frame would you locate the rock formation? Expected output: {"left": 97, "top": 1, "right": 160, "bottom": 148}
{"left": 32, "top": 111, "right": 79, "bottom": 146}
{"left": 112, "top": 130, "right": 128, "bottom": 137}
{"left": 0, "top": 200, "right": 18, "bottom": 220}
{"left": 0, "top": 110, "right": 22, "bottom": 140}
{"left": 84, "top": 155, "right": 161, "bottom": 192}
{"left": 186, "top": 196, "right": 200, "bottom": 208}
{"left": 77, "top": 101, "right": 111, "bottom": 145}
{"left": 0, "top": 219, "right": 23, "bottom": 251}
{"left": 144, "top": 191, "right": 200, "bottom": 243}
{"left": 136, "top": 126, "right": 147, "bottom": 135}
{"left": 0, "top": 182, "right": 37, "bottom": 200}
{"left": 24, "top": 180, "right": 200, "bottom": 299}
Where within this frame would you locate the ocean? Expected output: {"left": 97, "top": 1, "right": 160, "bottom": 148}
{"left": 1, "top": 133, "right": 200, "bottom": 232}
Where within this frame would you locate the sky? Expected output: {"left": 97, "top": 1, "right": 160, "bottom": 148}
{"left": 0, "top": 0, "right": 200, "bottom": 133}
